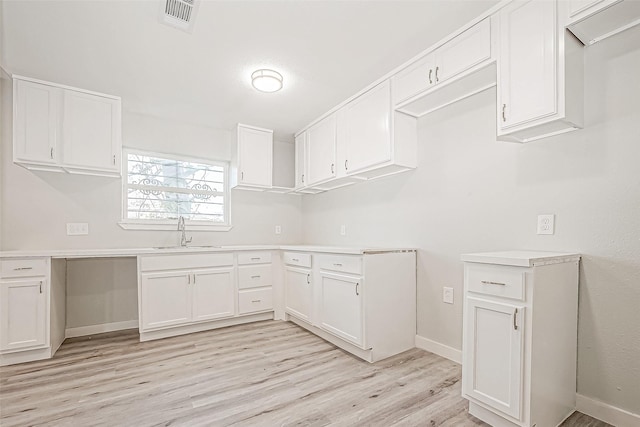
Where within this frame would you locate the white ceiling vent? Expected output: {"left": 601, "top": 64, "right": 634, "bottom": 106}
{"left": 159, "top": 0, "right": 199, "bottom": 33}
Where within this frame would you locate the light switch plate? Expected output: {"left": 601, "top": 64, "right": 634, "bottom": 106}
{"left": 67, "top": 222, "right": 89, "bottom": 236}
{"left": 275, "top": 225, "right": 281, "bottom": 235}
{"left": 340, "top": 225, "right": 346, "bottom": 236}
{"left": 537, "top": 214, "right": 555, "bottom": 235}
{"left": 443, "top": 287, "right": 454, "bottom": 304}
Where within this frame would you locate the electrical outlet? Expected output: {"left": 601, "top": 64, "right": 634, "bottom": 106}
{"left": 340, "top": 225, "right": 346, "bottom": 236}
{"left": 67, "top": 222, "right": 89, "bottom": 236}
{"left": 537, "top": 214, "right": 555, "bottom": 235}
{"left": 443, "top": 287, "right": 454, "bottom": 304}
{"left": 275, "top": 225, "right": 281, "bottom": 235}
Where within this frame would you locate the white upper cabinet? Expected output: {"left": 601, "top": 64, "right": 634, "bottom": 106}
{"left": 306, "top": 113, "right": 337, "bottom": 186}
{"left": 231, "top": 124, "right": 273, "bottom": 190}
{"left": 392, "top": 18, "right": 495, "bottom": 117}
{"left": 13, "top": 76, "right": 122, "bottom": 176}
{"left": 62, "top": 89, "right": 121, "bottom": 174}
{"left": 294, "top": 132, "right": 307, "bottom": 190}
{"left": 497, "top": 0, "right": 584, "bottom": 142}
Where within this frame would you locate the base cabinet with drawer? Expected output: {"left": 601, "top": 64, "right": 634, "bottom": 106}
{"left": 461, "top": 251, "right": 580, "bottom": 427}
{"left": 237, "top": 251, "right": 274, "bottom": 315}
{"left": 283, "top": 249, "right": 416, "bottom": 363}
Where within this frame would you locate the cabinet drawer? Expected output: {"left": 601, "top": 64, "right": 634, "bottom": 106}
{"left": 238, "top": 265, "right": 272, "bottom": 289}
{"left": 466, "top": 264, "right": 526, "bottom": 301}
{"left": 140, "top": 253, "right": 233, "bottom": 272}
{"left": 238, "top": 288, "right": 273, "bottom": 314}
{"left": 283, "top": 252, "right": 311, "bottom": 268}
{"left": 237, "top": 251, "right": 272, "bottom": 265}
{"left": 318, "top": 255, "right": 362, "bottom": 275}
{"left": 1, "top": 258, "right": 48, "bottom": 278}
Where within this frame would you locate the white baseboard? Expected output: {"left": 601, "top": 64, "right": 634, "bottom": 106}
{"left": 576, "top": 394, "right": 640, "bottom": 427}
{"left": 65, "top": 320, "right": 139, "bottom": 338}
{"left": 415, "top": 335, "right": 462, "bottom": 364}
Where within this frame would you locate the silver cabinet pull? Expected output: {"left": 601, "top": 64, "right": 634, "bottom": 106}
{"left": 39, "top": 281, "right": 43, "bottom": 294}
{"left": 113, "top": 154, "right": 116, "bottom": 165}
{"left": 50, "top": 147, "right": 54, "bottom": 159}
{"left": 344, "top": 160, "right": 348, "bottom": 171}
{"left": 13, "top": 267, "right": 33, "bottom": 271}
{"left": 292, "top": 258, "right": 299, "bottom": 262}
{"left": 331, "top": 163, "right": 335, "bottom": 174}
{"left": 355, "top": 283, "right": 360, "bottom": 296}
{"left": 481, "top": 280, "right": 506, "bottom": 286}
{"left": 187, "top": 274, "right": 191, "bottom": 285}
{"left": 302, "top": 174, "right": 304, "bottom": 184}
{"left": 333, "top": 263, "right": 343, "bottom": 267}
{"left": 428, "top": 69, "right": 433, "bottom": 84}
{"left": 306, "top": 273, "right": 311, "bottom": 284}
{"left": 251, "top": 257, "right": 261, "bottom": 261}
{"left": 251, "top": 275, "right": 261, "bottom": 279}
{"left": 241, "top": 171, "right": 244, "bottom": 181}
{"left": 513, "top": 308, "right": 518, "bottom": 330}
{"left": 435, "top": 66, "right": 440, "bottom": 82}
{"left": 251, "top": 299, "right": 261, "bottom": 303}
{"left": 502, "top": 104, "right": 507, "bottom": 122}
{"left": 192, "top": 274, "right": 196, "bottom": 284}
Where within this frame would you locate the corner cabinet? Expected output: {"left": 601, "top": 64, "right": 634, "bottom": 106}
{"left": 461, "top": 251, "right": 580, "bottom": 427}
{"left": 230, "top": 124, "right": 273, "bottom": 190}
{"left": 283, "top": 249, "right": 416, "bottom": 363}
{"left": 497, "top": 0, "right": 584, "bottom": 143}
{"left": 13, "top": 76, "right": 122, "bottom": 176}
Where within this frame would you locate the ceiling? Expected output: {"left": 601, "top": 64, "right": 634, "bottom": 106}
{"left": 0, "top": 0, "right": 499, "bottom": 141}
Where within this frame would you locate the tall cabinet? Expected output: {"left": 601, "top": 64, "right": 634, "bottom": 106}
{"left": 461, "top": 251, "right": 580, "bottom": 427}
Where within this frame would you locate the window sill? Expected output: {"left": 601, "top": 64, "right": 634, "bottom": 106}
{"left": 117, "top": 221, "right": 233, "bottom": 232}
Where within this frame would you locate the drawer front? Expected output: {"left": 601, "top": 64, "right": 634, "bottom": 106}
{"left": 237, "top": 251, "right": 272, "bottom": 265}
{"left": 238, "top": 265, "right": 272, "bottom": 289}
{"left": 318, "top": 255, "right": 362, "bottom": 275}
{"left": 238, "top": 288, "right": 273, "bottom": 314}
{"left": 466, "top": 264, "right": 526, "bottom": 301}
{"left": 283, "top": 252, "right": 311, "bottom": 268}
{"left": 140, "top": 253, "right": 233, "bottom": 272}
{"left": 1, "top": 258, "right": 48, "bottom": 278}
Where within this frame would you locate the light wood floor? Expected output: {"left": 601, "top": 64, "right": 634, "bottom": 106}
{"left": 0, "top": 321, "right": 610, "bottom": 427}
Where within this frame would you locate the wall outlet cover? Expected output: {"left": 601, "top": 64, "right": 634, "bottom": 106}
{"left": 443, "top": 287, "right": 454, "bottom": 304}
{"left": 537, "top": 214, "right": 555, "bottom": 235}
{"left": 275, "top": 225, "right": 282, "bottom": 235}
{"left": 67, "top": 222, "right": 89, "bottom": 236}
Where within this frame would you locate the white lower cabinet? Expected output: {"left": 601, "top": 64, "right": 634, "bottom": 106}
{"left": 319, "top": 272, "right": 363, "bottom": 347}
{"left": 461, "top": 251, "right": 580, "bottom": 427}
{"left": 0, "top": 279, "right": 48, "bottom": 352}
{"left": 191, "top": 268, "right": 235, "bottom": 322}
{"left": 140, "top": 271, "right": 191, "bottom": 330}
{"left": 237, "top": 252, "right": 273, "bottom": 315}
{"left": 283, "top": 249, "right": 416, "bottom": 363}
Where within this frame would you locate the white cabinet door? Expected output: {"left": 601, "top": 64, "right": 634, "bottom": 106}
{"left": 342, "top": 81, "right": 392, "bottom": 175}
{"left": 0, "top": 279, "right": 47, "bottom": 352}
{"left": 463, "top": 297, "right": 524, "bottom": 420}
{"left": 13, "top": 79, "right": 60, "bottom": 165}
{"left": 237, "top": 125, "right": 273, "bottom": 187}
{"left": 140, "top": 272, "right": 191, "bottom": 330}
{"left": 284, "top": 266, "right": 312, "bottom": 322}
{"left": 319, "top": 272, "right": 363, "bottom": 347}
{"left": 62, "top": 90, "right": 121, "bottom": 172}
{"left": 306, "top": 113, "right": 337, "bottom": 185}
{"left": 294, "top": 132, "right": 307, "bottom": 189}
{"left": 435, "top": 18, "right": 491, "bottom": 84}
{"left": 498, "top": 0, "right": 557, "bottom": 130}
{"left": 192, "top": 268, "right": 235, "bottom": 322}
{"left": 391, "top": 54, "right": 436, "bottom": 105}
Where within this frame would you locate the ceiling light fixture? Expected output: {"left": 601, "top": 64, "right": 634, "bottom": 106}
{"left": 251, "top": 69, "right": 283, "bottom": 93}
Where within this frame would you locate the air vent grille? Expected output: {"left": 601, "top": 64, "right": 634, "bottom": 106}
{"left": 165, "top": 0, "right": 194, "bottom": 23}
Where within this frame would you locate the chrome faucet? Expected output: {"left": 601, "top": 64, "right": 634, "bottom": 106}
{"left": 177, "top": 216, "right": 192, "bottom": 247}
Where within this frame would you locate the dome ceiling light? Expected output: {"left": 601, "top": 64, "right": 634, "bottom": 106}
{"left": 251, "top": 69, "right": 283, "bottom": 93}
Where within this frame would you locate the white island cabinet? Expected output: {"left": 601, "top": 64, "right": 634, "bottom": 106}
{"left": 461, "top": 251, "right": 580, "bottom": 427}
{"left": 282, "top": 247, "right": 416, "bottom": 363}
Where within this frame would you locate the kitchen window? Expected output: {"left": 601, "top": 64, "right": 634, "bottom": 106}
{"left": 118, "top": 150, "right": 231, "bottom": 231}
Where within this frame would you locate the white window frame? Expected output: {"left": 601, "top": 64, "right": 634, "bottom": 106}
{"left": 117, "top": 148, "right": 232, "bottom": 231}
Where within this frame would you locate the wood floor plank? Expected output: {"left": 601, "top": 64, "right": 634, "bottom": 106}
{"left": 0, "top": 320, "right": 611, "bottom": 427}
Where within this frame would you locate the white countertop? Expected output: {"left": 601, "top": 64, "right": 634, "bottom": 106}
{"left": 461, "top": 250, "right": 581, "bottom": 267}
{"left": 0, "top": 245, "right": 414, "bottom": 259}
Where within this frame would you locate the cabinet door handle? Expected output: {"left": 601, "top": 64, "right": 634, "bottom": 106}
{"left": 251, "top": 299, "right": 261, "bottom": 303}
{"left": 306, "top": 273, "right": 310, "bottom": 284}
{"left": 502, "top": 104, "right": 507, "bottom": 122}
{"left": 50, "top": 147, "right": 54, "bottom": 159}
{"left": 428, "top": 69, "right": 433, "bottom": 84}
{"left": 355, "top": 282, "right": 360, "bottom": 296}
{"left": 435, "top": 66, "right": 440, "bottom": 82}
{"left": 331, "top": 163, "right": 335, "bottom": 174}
{"left": 481, "top": 280, "right": 506, "bottom": 286}
{"left": 39, "top": 281, "right": 43, "bottom": 294}
{"left": 251, "top": 257, "right": 261, "bottom": 261}
{"left": 292, "top": 258, "right": 299, "bottom": 262}
{"left": 113, "top": 154, "right": 116, "bottom": 165}
{"left": 302, "top": 174, "right": 304, "bottom": 184}
{"left": 251, "top": 275, "right": 261, "bottom": 279}
{"left": 187, "top": 274, "right": 191, "bottom": 284}
{"left": 192, "top": 274, "right": 196, "bottom": 284}
{"left": 344, "top": 160, "right": 348, "bottom": 171}
{"left": 333, "top": 263, "right": 343, "bottom": 267}
{"left": 241, "top": 171, "right": 244, "bottom": 181}
{"left": 513, "top": 308, "right": 518, "bottom": 330}
{"left": 13, "top": 267, "right": 33, "bottom": 271}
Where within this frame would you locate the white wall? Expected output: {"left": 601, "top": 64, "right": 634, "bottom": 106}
{"left": 301, "top": 28, "right": 640, "bottom": 415}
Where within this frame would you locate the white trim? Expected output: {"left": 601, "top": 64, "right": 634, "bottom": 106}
{"left": 576, "top": 394, "right": 640, "bottom": 427}
{"left": 117, "top": 220, "right": 232, "bottom": 231}
{"left": 415, "top": 335, "right": 462, "bottom": 364}
{"left": 65, "top": 320, "right": 139, "bottom": 338}
{"left": 12, "top": 74, "right": 120, "bottom": 100}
